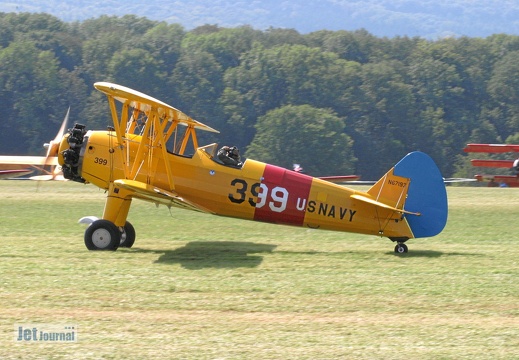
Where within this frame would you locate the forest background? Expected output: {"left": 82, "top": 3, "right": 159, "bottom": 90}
{"left": 1, "top": 12, "right": 519, "bottom": 180}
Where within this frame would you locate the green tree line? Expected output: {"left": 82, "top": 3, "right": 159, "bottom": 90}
{"left": 1, "top": 12, "right": 519, "bottom": 179}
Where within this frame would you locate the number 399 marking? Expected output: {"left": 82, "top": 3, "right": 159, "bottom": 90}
{"left": 229, "top": 179, "right": 288, "bottom": 213}
{"left": 94, "top": 157, "right": 108, "bottom": 166}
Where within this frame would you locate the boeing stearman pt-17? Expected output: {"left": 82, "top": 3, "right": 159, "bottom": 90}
{"left": 57, "top": 82, "right": 448, "bottom": 253}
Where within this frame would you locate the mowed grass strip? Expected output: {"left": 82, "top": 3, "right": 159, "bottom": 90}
{"left": 1, "top": 181, "right": 518, "bottom": 359}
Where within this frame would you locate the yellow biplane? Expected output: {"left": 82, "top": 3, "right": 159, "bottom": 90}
{"left": 58, "top": 82, "right": 448, "bottom": 253}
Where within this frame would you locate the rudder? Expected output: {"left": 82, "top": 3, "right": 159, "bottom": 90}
{"left": 392, "top": 151, "right": 448, "bottom": 238}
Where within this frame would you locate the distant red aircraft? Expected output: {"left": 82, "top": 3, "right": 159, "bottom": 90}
{"left": 0, "top": 108, "right": 69, "bottom": 181}
{"left": 463, "top": 144, "right": 519, "bottom": 187}
{"left": 0, "top": 169, "right": 33, "bottom": 180}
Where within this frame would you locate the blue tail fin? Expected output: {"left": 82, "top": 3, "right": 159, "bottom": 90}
{"left": 393, "top": 152, "right": 448, "bottom": 238}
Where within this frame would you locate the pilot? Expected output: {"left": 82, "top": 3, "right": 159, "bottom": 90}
{"left": 217, "top": 146, "right": 242, "bottom": 167}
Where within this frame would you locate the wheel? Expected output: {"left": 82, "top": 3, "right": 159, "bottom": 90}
{"left": 394, "top": 243, "right": 408, "bottom": 254}
{"left": 84, "top": 219, "right": 120, "bottom": 251}
{"left": 119, "top": 221, "right": 136, "bottom": 248}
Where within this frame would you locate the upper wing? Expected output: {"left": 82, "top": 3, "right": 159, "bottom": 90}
{"left": 0, "top": 156, "right": 59, "bottom": 166}
{"left": 113, "top": 179, "right": 214, "bottom": 214}
{"left": 464, "top": 144, "right": 519, "bottom": 153}
{"left": 94, "top": 82, "right": 219, "bottom": 133}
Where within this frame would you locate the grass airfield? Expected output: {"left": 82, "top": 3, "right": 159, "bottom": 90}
{"left": 1, "top": 180, "right": 518, "bottom": 359}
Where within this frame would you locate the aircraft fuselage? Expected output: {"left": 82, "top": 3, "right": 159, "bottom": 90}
{"left": 61, "top": 129, "right": 414, "bottom": 239}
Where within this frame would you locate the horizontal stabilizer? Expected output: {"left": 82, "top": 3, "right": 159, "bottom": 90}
{"left": 350, "top": 194, "right": 421, "bottom": 216}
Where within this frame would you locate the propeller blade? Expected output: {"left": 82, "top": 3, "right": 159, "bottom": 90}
{"left": 44, "top": 106, "right": 70, "bottom": 158}
{"left": 40, "top": 107, "right": 70, "bottom": 180}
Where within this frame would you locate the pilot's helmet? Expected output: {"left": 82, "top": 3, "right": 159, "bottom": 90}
{"left": 230, "top": 146, "right": 240, "bottom": 159}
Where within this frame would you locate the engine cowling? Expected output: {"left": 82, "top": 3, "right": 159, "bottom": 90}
{"left": 59, "top": 123, "right": 87, "bottom": 183}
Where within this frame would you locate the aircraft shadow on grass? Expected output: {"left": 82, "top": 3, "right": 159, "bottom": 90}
{"left": 129, "top": 245, "right": 482, "bottom": 269}
{"left": 386, "top": 250, "right": 444, "bottom": 257}
{"left": 274, "top": 249, "right": 479, "bottom": 258}
{"left": 384, "top": 250, "right": 483, "bottom": 258}
{"left": 133, "top": 241, "right": 277, "bottom": 269}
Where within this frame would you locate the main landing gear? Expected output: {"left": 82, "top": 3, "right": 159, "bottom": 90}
{"left": 83, "top": 219, "right": 136, "bottom": 251}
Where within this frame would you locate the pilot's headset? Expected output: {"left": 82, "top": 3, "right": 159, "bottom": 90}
{"left": 230, "top": 146, "right": 240, "bottom": 158}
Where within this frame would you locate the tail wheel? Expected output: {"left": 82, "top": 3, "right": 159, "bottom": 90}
{"left": 84, "top": 220, "right": 120, "bottom": 251}
{"left": 119, "top": 221, "right": 136, "bottom": 248}
{"left": 394, "top": 243, "right": 408, "bottom": 254}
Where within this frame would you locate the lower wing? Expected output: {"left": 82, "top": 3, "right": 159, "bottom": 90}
{"left": 114, "top": 179, "right": 214, "bottom": 213}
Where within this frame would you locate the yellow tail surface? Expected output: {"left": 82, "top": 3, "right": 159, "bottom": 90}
{"left": 366, "top": 168, "right": 410, "bottom": 211}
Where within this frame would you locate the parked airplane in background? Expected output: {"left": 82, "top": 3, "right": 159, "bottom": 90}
{"left": 0, "top": 169, "right": 33, "bottom": 180}
{"left": 57, "top": 82, "right": 448, "bottom": 253}
{"left": 464, "top": 143, "right": 519, "bottom": 187}
{"left": 292, "top": 163, "right": 361, "bottom": 183}
{"left": 0, "top": 108, "right": 70, "bottom": 180}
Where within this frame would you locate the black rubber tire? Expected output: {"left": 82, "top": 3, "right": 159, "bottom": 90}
{"left": 394, "top": 243, "right": 408, "bottom": 254}
{"left": 119, "top": 221, "right": 136, "bottom": 248}
{"left": 84, "top": 220, "right": 120, "bottom": 251}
